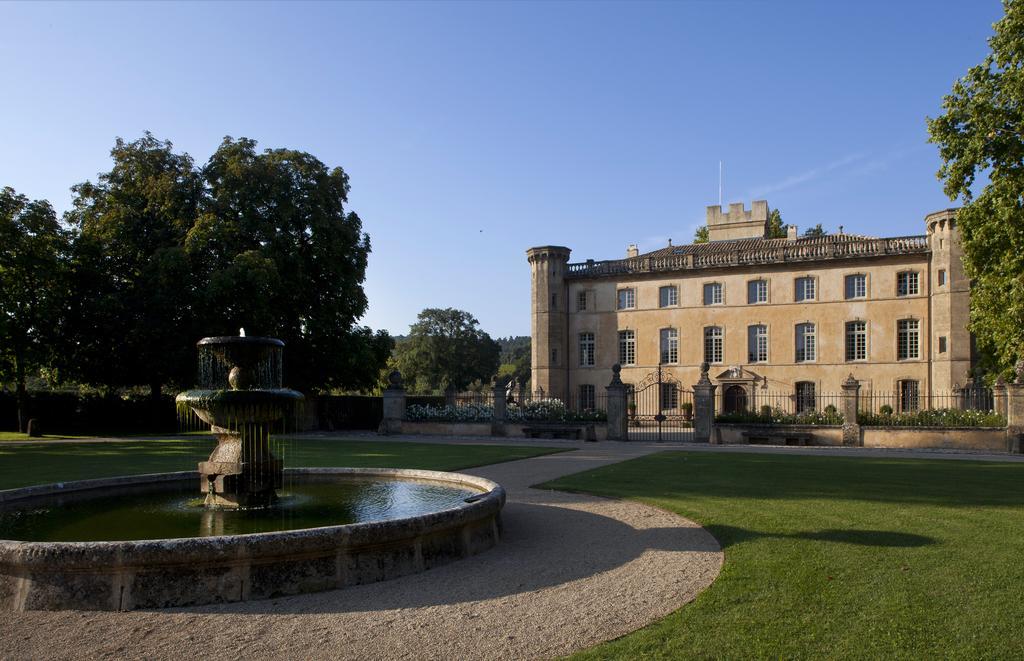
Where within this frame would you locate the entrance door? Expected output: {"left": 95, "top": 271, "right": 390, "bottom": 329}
{"left": 724, "top": 385, "right": 748, "bottom": 413}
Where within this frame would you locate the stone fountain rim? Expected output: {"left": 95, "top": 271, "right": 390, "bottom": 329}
{"left": 197, "top": 335, "right": 285, "bottom": 347}
{"left": 0, "top": 468, "right": 505, "bottom": 570}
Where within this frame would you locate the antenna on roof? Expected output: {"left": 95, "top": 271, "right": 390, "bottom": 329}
{"left": 718, "top": 160, "right": 723, "bottom": 207}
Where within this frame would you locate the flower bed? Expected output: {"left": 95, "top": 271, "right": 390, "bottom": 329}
{"left": 857, "top": 408, "right": 1005, "bottom": 428}
{"left": 405, "top": 404, "right": 492, "bottom": 423}
{"left": 716, "top": 406, "right": 843, "bottom": 426}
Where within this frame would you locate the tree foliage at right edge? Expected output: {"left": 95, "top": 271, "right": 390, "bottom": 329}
{"left": 928, "top": 0, "right": 1024, "bottom": 373}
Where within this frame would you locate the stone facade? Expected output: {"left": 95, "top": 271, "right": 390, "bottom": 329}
{"left": 528, "top": 202, "right": 975, "bottom": 406}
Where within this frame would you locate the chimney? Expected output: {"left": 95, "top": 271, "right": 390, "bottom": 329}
{"left": 787, "top": 225, "right": 798, "bottom": 241}
{"left": 626, "top": 244, "right": 639, "bottom": 258}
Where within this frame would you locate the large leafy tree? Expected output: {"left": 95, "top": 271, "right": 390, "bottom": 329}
{"left": 64, "top": 133, "right": 202, "bottom": 398}
{"left": 64, "top": 133, "right": 391, "bottom": 396}
{"left": 393, "top": 308, "right": 501, "bottom": 392}
{"left": 189, "top": 137, "right": 392, "bottom": 392}
{"left": 0, "top": 188, "right": 70, "bottom": 430}
{"left": 927, "top": 0, "right": 1024, "bottom": 372}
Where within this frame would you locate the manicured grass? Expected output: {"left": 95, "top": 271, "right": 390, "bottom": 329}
{"left": 0, "top": 437, "right": 563, "bottom": 490}
{"left": 542, "top": 452, "right": 1024, "bottom": 659}
{"left": 0, "top": 431, "right": 96, "bottom": 442}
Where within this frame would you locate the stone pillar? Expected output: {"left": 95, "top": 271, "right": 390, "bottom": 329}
{"left": 491, "top": 379, "right": 508, "bottom": 437}
{"left": 379, "top": 370, "right": 405, "bottom": 435}
{"left": 1004, "top": 381, "right": 1024, "bottom": 454}
{"left": 840, "top": 374, "right": 861, "bottom": 447}
{"left": 444, "top": 385, "right": 456, "bottom": 408}
{"left": 993, "top": 377, "right": 1008, "bottom": 420}
{"left": 605, "top": 364, "right": 628, "bottom": 441}
{"left": 692, "top": 362, "right": 717, "bottom": 443}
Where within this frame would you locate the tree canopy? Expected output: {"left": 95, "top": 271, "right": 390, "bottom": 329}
{"left": 927, "top": 0, "right": 1024, "bottom": 373}
{"left": 0, "top": 187, "right": 70, "bottom": 430}
{"left": 62, "top": 133, "right": 390, "bottom": 395}
{"left": 393, "top": 308, "right": 501, "bottom": 392}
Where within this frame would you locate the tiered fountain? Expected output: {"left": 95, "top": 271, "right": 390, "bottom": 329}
{"left": 0, "top": 332, "right": 505, "bottom": 611}
{"left": 176, "top": 331, "right": 303, "bottom": 508}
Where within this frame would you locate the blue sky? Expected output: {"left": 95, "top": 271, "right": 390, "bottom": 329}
{"left": 0, "top": 1, "right": 1004, "bottom": 337}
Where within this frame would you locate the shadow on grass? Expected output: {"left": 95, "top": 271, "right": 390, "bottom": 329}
{"left": 705, "top": 523, "right": 936, "bottom": 549}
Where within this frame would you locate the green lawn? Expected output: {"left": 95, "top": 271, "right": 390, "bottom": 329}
{"left": 542, "top": 452, "right": 1024, "bottom": 659}
{"left": 0, "top": 431, "right": 96, "bottom": 442}
{"left": 0, "top": 437, "right": 562, "bottom": 490}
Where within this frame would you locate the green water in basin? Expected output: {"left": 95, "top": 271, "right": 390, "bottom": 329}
{"left": 0, "top": 478, "right": 480, "bottom": 542}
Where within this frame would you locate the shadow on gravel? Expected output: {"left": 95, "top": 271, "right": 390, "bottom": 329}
{"left": 177, "top": 499, "right": 717, "bottom": 615}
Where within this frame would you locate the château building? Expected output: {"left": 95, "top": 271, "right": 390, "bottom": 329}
{"left": 527, "top": 200, "right": 975, "bottom": 413}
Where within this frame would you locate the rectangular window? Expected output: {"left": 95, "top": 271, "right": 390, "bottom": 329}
{"left": 747, "top": 279, "right": 768, "bottom": 304}
{"left": 795, "top": 323, "right": 816, "bottom": 362}
{"left": 659, "top": 285, "right": 678, "bottom": 307}
{"left": 551, "top": 348, "right": 558, "bottom": 365}
{"left": 660, "top": 328, "right": 679, "bottom": 364}
{"left": 844, "top": 274, "right": 867, "bottom": 299}
{"left": 618, "top": 330, "right": 636, "bottom": 365}
{"left": 899, "top": 380, "right": 920, "bottom": 412}
{"left": 938, "top": 336, "right": 948, "bottom": 353}
{"left": 578, "top": 384, "right": 596, "bottom": 411}
{"left": 897, "top": 271, "right": 919, "bottom": 296}
{"left": 795, "top": 381, "right": 816, "bottom": 413}
{"left": 897, "top": 319, "right": 920, "bottom": 359}
{"left": 938, "top": 269, "right": 947, "bottom": 287}
{"left": 551, "top": 293, "right": 557, "bottom": 309}
{"left": 703, "top": 282, "right": 723, "bottom": 305}
{"left": 660, "top": 383, "right": 678, "bottom": 410}
{"left": 617, "top": 288, "right": 635, "bottom": 310}
{"left": 577, "top": 291, "right": 587, "bottom": 311}
{"left": 794, "top": 276, "right": 816, "bottom": 302}
{"left": 747, "top": 325, "right": 768, "bottom": 363}
{"left": 845, "top": 321, "right": 867, "bottom": 361}
{"left": 578, "top": 332, "right": 595, "bottom": 367}
{"left": 704, "top": 327, "right": 723, "bottom": 364}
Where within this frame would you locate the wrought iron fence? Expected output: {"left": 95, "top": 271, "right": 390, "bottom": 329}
{"left": 857, "top": 388, "right": 1003, "bottom": 427}
{"left": 716, "top": 391, "right": 844, "bottom": 424}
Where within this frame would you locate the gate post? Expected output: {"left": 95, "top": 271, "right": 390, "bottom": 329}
{"left": 841, "top": 374, "right": 862, "bottom": 446}
{"left": 605, "top": 364, "right": 628, "bottom": 441}
{"left": 1004, "top": 366, "right": 1024, "bottom": 453}
{"left": 692, "top": 362, "right": 717, "bottom": 443}
{"left": 379, "top": 370, "right": 405, "bottom": 435}
{"left": 491, "top": 378, "right": 508, "bottom": 437}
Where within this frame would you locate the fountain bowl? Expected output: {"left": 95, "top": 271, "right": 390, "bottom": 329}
{"left": 0, "top": 468, "right": 505, "bottom": 611}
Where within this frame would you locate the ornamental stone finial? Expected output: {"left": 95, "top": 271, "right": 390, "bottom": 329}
{"left": 696, "top": 362, "right": 712, "bottom": 387}
{"left": 842, "top": 373, "right": 858, "bottom": 388}
{"left": 609, "top": 363, "right": 623, "bottom": 386}
{"left": 386, "top": 369, "right": 403, "bottom": 390}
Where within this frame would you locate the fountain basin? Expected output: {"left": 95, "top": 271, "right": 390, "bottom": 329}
{"left": 0, "top": 468, "right": 505, "bottom": 611}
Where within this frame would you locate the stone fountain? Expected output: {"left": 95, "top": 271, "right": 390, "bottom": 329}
{"left": 176, "top": 331, "right": 304, "bottom": 508}
{"left": 0, "top": 332, "right": 505, "bottom": 611}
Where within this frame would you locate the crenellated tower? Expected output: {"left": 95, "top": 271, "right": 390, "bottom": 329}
{"left": 926, "top": 209, "right": 975, "bottom": 391}
{"left": 527, "top": 246, "right": 571, "bottom": 400}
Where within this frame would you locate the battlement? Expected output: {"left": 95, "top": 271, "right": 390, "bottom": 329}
{"left": 706, "top": 200, "right": 769, "bottom": 241}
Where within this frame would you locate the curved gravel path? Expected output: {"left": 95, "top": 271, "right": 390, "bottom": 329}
{"left": 0, "top": 443, "right": 722, "bottom": 660}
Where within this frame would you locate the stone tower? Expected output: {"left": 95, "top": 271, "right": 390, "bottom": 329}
{"left": 527, "top": 246, "right": 571, "bottom": 400}
{"left": 926, "top": 209, "right": 974, "bottom": 391}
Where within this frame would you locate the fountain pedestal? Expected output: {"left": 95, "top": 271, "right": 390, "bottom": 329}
{"left": 199, "top": 425, "right": 284, "bottom": 508}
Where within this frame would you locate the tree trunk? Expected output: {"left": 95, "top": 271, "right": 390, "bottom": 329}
{"left": 14, "top": 350, "right": 27, "bottom": 434}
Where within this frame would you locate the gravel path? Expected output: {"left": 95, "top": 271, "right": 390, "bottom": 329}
{"left": 0, "top": 443, "right": 723, "bottom": 660}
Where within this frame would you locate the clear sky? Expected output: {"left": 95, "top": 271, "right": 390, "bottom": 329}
{"left": 0, "top": 1, "right": 1004, "bottom": 338}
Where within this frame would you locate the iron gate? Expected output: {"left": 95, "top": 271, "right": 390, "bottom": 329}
{"left": 628, "top": 365, "right": 695, "bottom": 442}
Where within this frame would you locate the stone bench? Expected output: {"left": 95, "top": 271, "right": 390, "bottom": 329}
{"left": 741, "top": 429, "right": 814, "bottom": 446}
{"left": 522, "top": 423, "right": 596, "bottom": 441}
